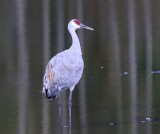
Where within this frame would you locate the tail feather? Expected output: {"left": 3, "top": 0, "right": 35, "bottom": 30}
{"left": 44, "top": 88, "right": 59, "bottom": 100}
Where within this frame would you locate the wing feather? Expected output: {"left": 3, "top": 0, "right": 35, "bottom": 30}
{"left": 42, "top": 50, "right": 84, "bottom": 99}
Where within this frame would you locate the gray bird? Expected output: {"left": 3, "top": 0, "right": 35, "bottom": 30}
{"left": 42, "top": 19, "right": 94, "bottom": 127}
{"left": 42, "top": 19, "right": 93, "bottom": 101}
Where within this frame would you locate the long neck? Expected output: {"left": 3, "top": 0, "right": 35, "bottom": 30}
{"left": 69, "top": 28, "right": 82, "bottom": 54}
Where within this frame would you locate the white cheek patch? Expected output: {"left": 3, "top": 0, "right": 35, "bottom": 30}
{"left": 71, "top": 21, "right": 80, "bottom": 29}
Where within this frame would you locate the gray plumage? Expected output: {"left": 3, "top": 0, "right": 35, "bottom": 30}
{"left": 43, "top": 49, "right": 84, "bottom": 99}
{"left": 42, "top": 19, "right": 94, "bottom": 100}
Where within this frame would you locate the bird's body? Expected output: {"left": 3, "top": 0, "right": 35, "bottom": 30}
{"left": 43, "top": 49, "right": 84, "bottom": 99}
{"left": 42, "top": 19, "right": 93, "bottom": 128}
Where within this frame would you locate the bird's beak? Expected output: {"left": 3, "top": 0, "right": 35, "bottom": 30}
{"left": 80, "top": 23, "right": 94, "bottom": 31}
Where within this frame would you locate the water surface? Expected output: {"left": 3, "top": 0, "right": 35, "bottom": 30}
{"left": 0, "top": 0, "right": 160, "bottom": 134}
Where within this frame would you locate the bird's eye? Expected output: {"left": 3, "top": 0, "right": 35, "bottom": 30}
{"left": 74, "top": 19, "right": 80, "bottom": 25}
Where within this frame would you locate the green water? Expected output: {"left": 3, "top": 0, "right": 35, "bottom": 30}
{"left": 0, "top": 0, "right": 160, "bottom": 134}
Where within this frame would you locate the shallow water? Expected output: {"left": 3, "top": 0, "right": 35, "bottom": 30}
{"left": 1, "top": 0, "right": 160, "bottom": 134}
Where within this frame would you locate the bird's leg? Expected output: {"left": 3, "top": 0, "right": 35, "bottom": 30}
{"left": 68, "top": 91, "right": 72, "bottom": 128}
{"left": 68, "top": 90, "right": 72, "bottom": 106}
{"left": 58, "top": 92, "right": 62, "bottom": 129}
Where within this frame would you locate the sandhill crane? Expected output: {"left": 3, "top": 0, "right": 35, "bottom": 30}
{"left": 42, "top": 19, "right": 94, "bottom": 128}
